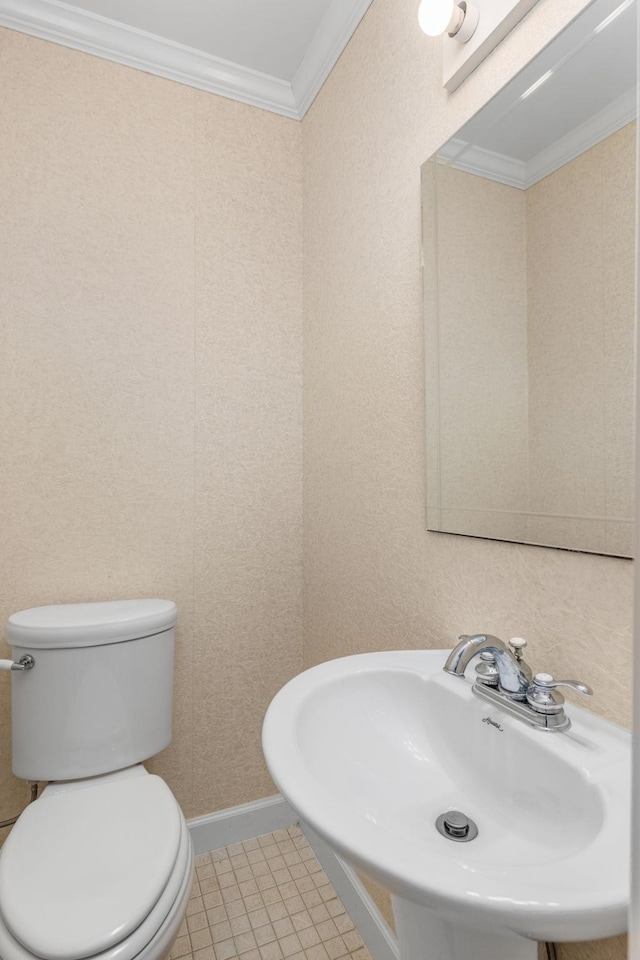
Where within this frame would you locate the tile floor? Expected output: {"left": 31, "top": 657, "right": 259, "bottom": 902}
{"left": 170, "top": 824, "right": 374, "bottom": 960}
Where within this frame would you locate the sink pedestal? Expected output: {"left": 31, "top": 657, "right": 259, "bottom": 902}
{"left": 392, "top": 896, "right": 537, "bottom": 960}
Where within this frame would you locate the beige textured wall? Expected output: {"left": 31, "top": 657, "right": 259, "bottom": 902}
{"left": 301, "top": 1, "right": 632, "bottom": 958}
{"left": 527, "top": 123, "right": 636, "bottom": 557}
{"left": 0, "top": 28, "right": 303, "bottom": 823}
{"left": 0, "top": 5, "right": 633, "bottom": 959}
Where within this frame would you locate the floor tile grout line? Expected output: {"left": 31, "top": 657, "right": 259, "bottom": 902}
{"left": 172, "top": 826, "right": 371, "bottom": 960}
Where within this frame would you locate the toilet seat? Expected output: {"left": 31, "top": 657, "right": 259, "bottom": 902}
{"left": 0, "top": 768, "right": 193, "bottom": 960}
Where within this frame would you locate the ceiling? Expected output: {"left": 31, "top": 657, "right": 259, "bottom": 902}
{"left": 59, "top": 0, "right": 334, "bottom": 80}
{"left": 0, "top": 0, "right": 374, "bottom": 119}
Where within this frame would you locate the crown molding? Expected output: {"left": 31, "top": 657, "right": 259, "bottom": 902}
{"left": 0, "top": 0, "right": 299, "bottom": 117}
{"left": 292, "top": 0, "right": 374, "bottom": 118}
{"left": 438, "top": 139, "right": 527, "bottom": 189}
{"left": 525, "top": 86, "right": 637, "bottom": 187}
{"left": 440, "top": 88, "right": 637, "bottom": 189}
{"left": 0, "top": 0, "right": 373, "bottom": 120}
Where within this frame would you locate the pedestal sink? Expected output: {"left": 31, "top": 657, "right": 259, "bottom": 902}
{"left": 262, "top": 650, "right": 630, "bottom": 960}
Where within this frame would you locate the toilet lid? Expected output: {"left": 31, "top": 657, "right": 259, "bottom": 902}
{"left": 0, "top": 774, "right": 182, "bottom": 960}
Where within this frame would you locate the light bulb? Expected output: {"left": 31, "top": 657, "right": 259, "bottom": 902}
{"left": 418, "top": 0, "right": 458, "bottom": 36}
{"left": 418, "top": 0, "right": 479, "bottom": 42}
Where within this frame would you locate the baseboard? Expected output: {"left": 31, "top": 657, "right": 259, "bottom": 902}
{"left": 188, "top": 794, "right": 296, "bottom": 855}
{"left": 187, "top": 795, "right": 400, "bottom": 960}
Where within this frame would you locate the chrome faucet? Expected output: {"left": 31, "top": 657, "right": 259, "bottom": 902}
{"left": 444, "top": 634, "right": 530, "bottom": 699}
{"left": 444, "top": 633, "right": 592, "bottom": 732}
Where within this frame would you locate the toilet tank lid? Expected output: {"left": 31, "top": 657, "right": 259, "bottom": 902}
{"left": 7, "top": 599, "right": 177, "bottom": 648}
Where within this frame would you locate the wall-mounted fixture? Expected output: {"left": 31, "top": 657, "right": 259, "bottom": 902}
{"left": 418, "top": 0, "right": 479, "bottom": 43}
{"left": 419, "top": 0, "right": 540, "bottom": 91}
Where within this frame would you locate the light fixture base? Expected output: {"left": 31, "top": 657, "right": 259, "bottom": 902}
{"left": 449, "top": 1, "right": 479, "bottom": 43}
{"left": 443, "top": 0, "right": 540, "bottom": 90}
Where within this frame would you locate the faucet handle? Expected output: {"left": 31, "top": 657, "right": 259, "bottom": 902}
{"left": 475, "top": 650, "right": 500, "bottom": 686}
{"left": 508, "top": 637, "right": 527, "bottom": 660}
{"left": 532, "top": 673, "right": 593, "bottom": 696}
{"left": 526, "top": 672, "right": 593, "bottom": 716}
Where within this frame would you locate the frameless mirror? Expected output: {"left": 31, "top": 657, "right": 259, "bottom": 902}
{"left": 422, "top": 0, "right": 637, "bottom": 558}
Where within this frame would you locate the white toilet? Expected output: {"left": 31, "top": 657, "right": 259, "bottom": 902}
{"left": 0, "top": 599, "right": 194, "bottom": 960}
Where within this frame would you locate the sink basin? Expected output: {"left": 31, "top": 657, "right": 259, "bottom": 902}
{"left": 263, "top": 650, "right": 630, "bottom": 954}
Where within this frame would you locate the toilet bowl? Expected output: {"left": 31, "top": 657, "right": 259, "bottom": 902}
{"left": 0, "top": 766, "right": 194, "bottom": 960}
{"left": 0, "top": 766, "right": 193, "bottom": 960}
{"left": 0, "top": 600, "right": 194, "bottom": 960}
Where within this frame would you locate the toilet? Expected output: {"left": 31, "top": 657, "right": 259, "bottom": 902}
{"left": 0, "top": 599, "right": 194, "bottom": 960}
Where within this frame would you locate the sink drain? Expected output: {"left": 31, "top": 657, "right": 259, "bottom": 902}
{"left": 436, "top": 810, "right": 478, "bottom": 842}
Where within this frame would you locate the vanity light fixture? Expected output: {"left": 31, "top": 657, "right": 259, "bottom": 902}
{"left": 421, "top": 0, "right": 541, "bottom": 92}
{"left": 418, "top": 0, "right": 479, "bottom": 43}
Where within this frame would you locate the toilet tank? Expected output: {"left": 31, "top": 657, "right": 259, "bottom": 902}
{"left": 8, "top": 599, "right": 177, "bottom": 781}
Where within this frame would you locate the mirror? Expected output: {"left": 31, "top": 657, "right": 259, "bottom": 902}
{"left": 422, "top": 0, "right": 637, "bottom": 558}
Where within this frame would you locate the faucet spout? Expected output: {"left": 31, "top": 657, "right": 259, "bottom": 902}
{"left": 444, "top": 634, "right": 529, "bottom": 700}
{"left": 444, "top": 634, "right": 506, "bottom": 675}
